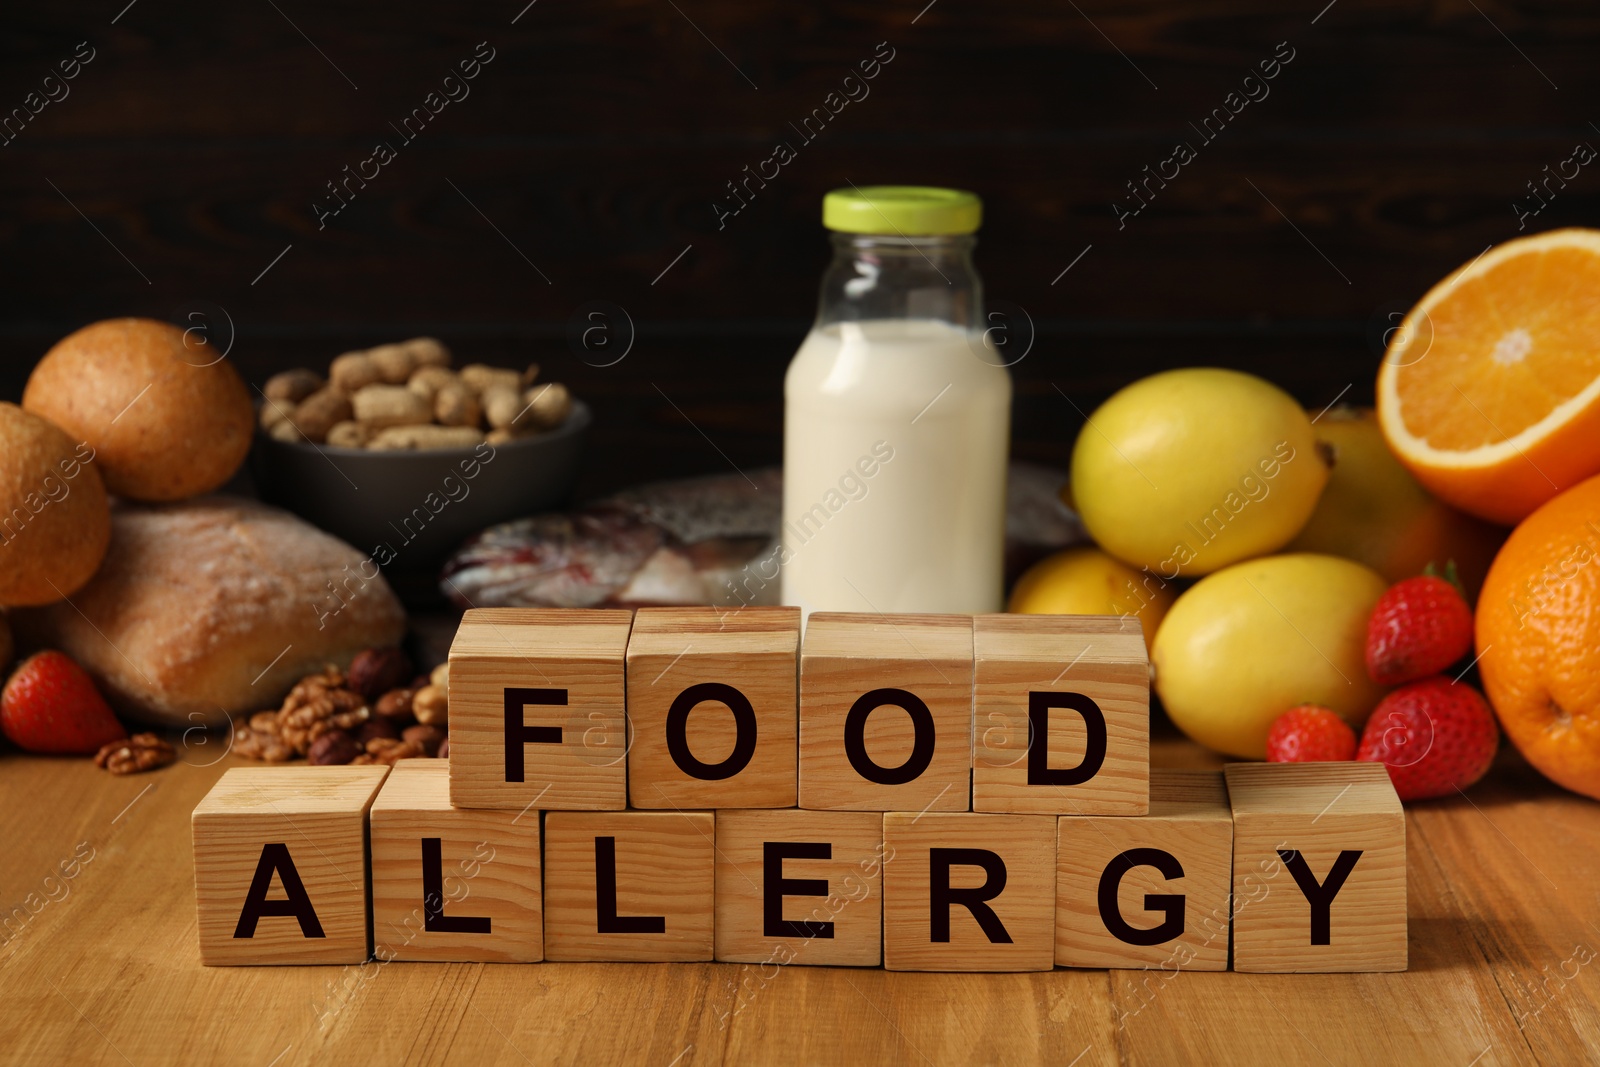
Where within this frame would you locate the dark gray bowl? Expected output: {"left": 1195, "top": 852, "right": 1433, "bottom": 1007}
{"left": 251, "top": 401, "right": 590, "bottom": 570}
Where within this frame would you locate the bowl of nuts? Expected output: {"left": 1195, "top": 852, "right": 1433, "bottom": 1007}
{"left": 250, "top": 337, "right": 590, "bottom": 569}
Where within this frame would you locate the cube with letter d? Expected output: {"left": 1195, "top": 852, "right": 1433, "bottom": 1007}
{"left": 448, "top": 608, "right": 633, "bottom": 811}
{"left": 973, "top": 613, "right": 1148, "bottom": 815}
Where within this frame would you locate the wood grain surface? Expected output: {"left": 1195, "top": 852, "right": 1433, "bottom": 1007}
{"left": 1, "top": 725, "right": 1596, "bottom": 1064}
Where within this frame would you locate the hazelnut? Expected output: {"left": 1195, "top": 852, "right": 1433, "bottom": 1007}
{"left": 437, "top": 736, "right": 449, "bottom": 759}
{"left": 358, "top": 719, "right": 401, "bottom": 745}
{"left": 413, "top": 684, "right": 448, "bottom": 725}
{"left": 348, "top": 647, "right": 413, "bottom": 701}
{"left": 373, "top": 687, "right": 416, "bottom": 725}
{"left": 308, "top": 731, "right": 362, "bottom": 766}
{"left": 402, "top": 724, "right": 446, "bottom": 756}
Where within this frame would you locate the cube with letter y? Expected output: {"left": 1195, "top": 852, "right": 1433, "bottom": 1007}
{"left": 882, "top": 812, "right": 1056, "bottom": 971}
{"left": 369, "top": 759, "right": 542, "bottom": 962}
{"left": 626, "top": 605, "right": 800, "bottom": 809}
{"left": 798, "top": 612, "right": 973, "bottom": 812}
{"left": 973, "top": 613, "right": 1148, "bottom": 815}
{"left": 1226, "top": 761, "right": 1407, "bottom": 972}
{"left": 543, "top": 811, "right": 715, "bottom": 961}
{"left": 448, "top": 608, "right": 633, "bottom": 811}
{"left": 192, "top": 766, "right": 388, "bottom": 965}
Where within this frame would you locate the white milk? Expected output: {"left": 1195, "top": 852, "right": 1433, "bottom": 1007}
{"left": 780, "top": 318, "right": 1011, "bottom": 617}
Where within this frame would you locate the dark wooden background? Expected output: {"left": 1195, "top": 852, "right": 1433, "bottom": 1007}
{"left": 4, "top": 0, "right": 1597, "bottom": 498}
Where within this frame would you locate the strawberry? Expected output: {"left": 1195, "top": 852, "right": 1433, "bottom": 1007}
{"left": 1364, "top": 568, "right": 1474, "bottom": 686}
{"left": 1266, "top": 704, "right": 1357, "bottom": 763}
{"left": 1356, "top": 675, "right": 1498, "bottom": 801}
{"left": 1, "top": 651, "right": 126, "bottom": 755}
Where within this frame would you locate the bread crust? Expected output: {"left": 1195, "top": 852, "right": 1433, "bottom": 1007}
{"left": 0, "top": 402, "right": 111, "bottom": 606}
{"left": 14, "top": 497, "right": 406, "bottom": 726}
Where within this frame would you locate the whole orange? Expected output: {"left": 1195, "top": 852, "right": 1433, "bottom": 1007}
{"left": 1476, "top": 472, "right": 1600, "bottom": 799}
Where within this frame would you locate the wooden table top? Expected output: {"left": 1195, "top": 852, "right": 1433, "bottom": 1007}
{"left": 3, "top": 729, "right": 1595, "bottom": 1067}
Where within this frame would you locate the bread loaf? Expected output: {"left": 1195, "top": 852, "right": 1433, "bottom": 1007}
{"left": 13, "top": 497, "right": 406, "bottom": 727}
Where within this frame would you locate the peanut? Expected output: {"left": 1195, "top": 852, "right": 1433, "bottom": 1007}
{"left": 524, "top": 382, "right": 572, "bottom": 429}
{"left": 330, "top": 351, "right": 382, "bottom": 393}
{"left": 459, "top": 363, "right": 521, "bottom": 395}
{"left": 407, "top": 365, "right": 457, "bottom": 404}
{"left": 482, "top": 383, "right": 531, "bottom": 431}
{"left": 325, "top": 420, "right": 370, "bottom": 448}
{"left": 268, "top": 419, "right": 305, "bottom": 443}
{"left": 367, "top": 425, "right": 485, "bottom": 451}
{"left": 264, "top": 368, "right": 325, "bottom": 404}
{"left": 292, "top": 387, "right": 354, "bottom": 443}
{"left": 259, "top": 400, "right": 293, "bottom": 429}
{"left": 367, "top": 343, "right": 416, "bottom": 384}
{"left": 352, "top": 384, "right": 432, "bottom": 429}
{"left": 434, "top": 383, "right": 482, "bottom": 428}
{"left": 403, "top": 337, "right": 452, "bottom": 368}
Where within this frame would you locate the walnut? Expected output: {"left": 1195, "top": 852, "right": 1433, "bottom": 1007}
{"left": 93, "top": 733, "right": 175, "bottom": 775}
{"left": 234, "top": 726, "right": 296, "bottom": 762}
{"left": 279, "top": 677, "right": 369, "bottom": 755}
{"left": 364, "top": 737, "right": 426, "bottom": 765}
{"left": 249, "top": 710, "right": 281, "bottom": 734}
{"left": 348, "top": 648, "right": 412, "bottom": 701}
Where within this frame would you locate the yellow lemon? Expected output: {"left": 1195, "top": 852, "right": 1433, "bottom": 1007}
{"left": 1151, "top": 552, "right": 1388, "bottom": 758}
{"left": 1007, "top": 545, "right": 1175, "bottom": 650}
{"left": 1069, "top": 368, "right": 1329, "bottom": 576}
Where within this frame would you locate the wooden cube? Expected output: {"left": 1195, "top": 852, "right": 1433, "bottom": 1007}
{"left": 1055, "top": 769, "right": 1232, "bottom": 970}
{"left": 973, "top": 614, "right": 1149, "bottom": 815}
{"left": 715, "top": 809, "right": 884, "bottom": 966}
{"left": 798, "top": 613, "right": 973, "bottom": 812}
{"left": 543, "top": 811, "right": 715, "bottom": 961}
{"left": 192, "top": 766, "right": 388, "bottom": 965}
{"left": 369, "top": 759, "right": 543, "bottom": 963}
{"left": 1225, "top": 762, "right": 1407, "bottom": 973}
{"left": 448, "top": 608, "right": 633, "bottom": 811}
{"left": 882, "top": 812, "right": 1056, "bottom": 971}
{"left": 626, "top": 606, "right": 800, "bottom": 809}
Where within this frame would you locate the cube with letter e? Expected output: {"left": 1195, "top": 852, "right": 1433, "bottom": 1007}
{"left": 447, "top": 608, "right": 633, "bottom": 811}
{"left": 973, "top": 613, "right": 1148, "bottom": 815}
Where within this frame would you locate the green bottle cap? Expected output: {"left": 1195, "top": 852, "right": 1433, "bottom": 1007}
{"left": 822, "top": 186, "right": 982, "bottom": 236}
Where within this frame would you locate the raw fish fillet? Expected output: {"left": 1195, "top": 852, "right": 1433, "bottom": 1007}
{"left": 440, "top": 462, "right": 1084, "bottom": 609}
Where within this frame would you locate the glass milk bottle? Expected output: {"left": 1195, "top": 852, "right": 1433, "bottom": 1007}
{"left": 781, "top": 186, "right": 1011, "bottom": 616}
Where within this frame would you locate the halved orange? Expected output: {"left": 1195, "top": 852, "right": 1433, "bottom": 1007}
{"left": 1377, "top": 228, "right": 1600, "bottom": 525}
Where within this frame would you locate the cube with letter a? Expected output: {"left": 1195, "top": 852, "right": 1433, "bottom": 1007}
{"left": 715, "top": 809, "right": 884, "bottom": 966}
{"left": 973, "top": 613, "right": 1148, "bottom": 815}
{"left": 543, "top": 811, "right": 715, "bottom": 962}
{"left": 447, "top": 608, "right": 633, "bottom": 811}
{"left": 1055, "top": 769, "right": 1232, "bottom": 970}
{"left": 798, "top": 612, "right": 973, "bottom": 812}
{"left": 369, "top": 759, "right": 543, "bottom": 962}
{"left": 626, "top": 605, "right": 800, "bottom": 809}
{"left": 1226, "top": 762, "right": 1407, "bottom": 973}
{"left": 192, "top": 766, "right": 388, "bottom": 965}
{"left": 882, "top": 812, "right": 1056, "bottom": 971}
